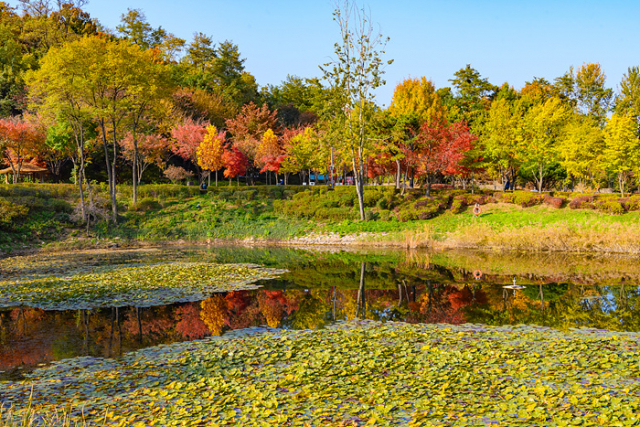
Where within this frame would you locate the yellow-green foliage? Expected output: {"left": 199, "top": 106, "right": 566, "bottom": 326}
{"left": 273, "top": 186, "right": 395, "bottom": 221}
{"left": 0, "top": 198, "right": 29, "bottom": 226}
{"left": 4, "top": 322, "right": 640, "bottom": 426}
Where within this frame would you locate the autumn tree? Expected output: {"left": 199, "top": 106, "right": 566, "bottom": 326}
{"left": 222, "top": 146, "right": 248, "bottom": 185}
{"left": 200, "top": 295, "right": 228, "bottom": 336}
{"left": 518, "top": 97, "right": 569, "bottom": 192}
{"left": 388, "top": 77, "right": 447, "bottom": 189}
{"left": 255, "top": 129, "right": 284, "bottom": 183}
{"left": 279, "top": 126, "right": 327, "bottom": 185}
{"left": 172, "top": 87, "right": 236, "bottom": 129}
{"left": 603, "top": 113, "right": 640, "bottom": 197}
{"left": 120, "top": 133, "right": 171, "bottom": 185}
{"left": 556, "top": 115, "right": 604, "bottom": 188}
{"left": 225, "top": 102, "right": 278, "bottom": 181}
{"left": 478, "top": 98, "right": 522, "bottom": 187}
{"left": 415, "top": 117, "right": 476, "bottom": 196}
{"left": 170, "top": 118, "right": 208, "bottom": 183}
{"left": 321, "top": 0, "right": 392, "bottom": 220}
{"left": 0, "top": 116, "right": 44, "bottom": 183}
{"left": 26, "top": 43, "right": 96, "bottom": 222}
{"left": 196, "top": 125, "right": 225, "bottom": 186}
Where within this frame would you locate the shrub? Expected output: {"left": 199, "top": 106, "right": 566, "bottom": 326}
{"left": 512, "top": 191, "right": 544, "bottom": 207}
{"left": 595, "top": 200, "right": 626, "bottom": 215}
{"left": 130, "top": 197, "right": 161, "bottom": 212}
{"left": 376, "top": 198, "right": 387, "bottom": 210}
{"left": 543, "top": 195, "right": 565, "bottom": 209}
{"left": 0, "top": 198, "right": 29, "bottom": 227}
{"left": 450, "top": 197, "right": 467, "bottom": 214}
{"left": 364, "top": 209, "right": 377, "bottom": 221}
{"left": 217, "top": 191, "right": 232, "bottom": 201}
{"left": 568, "top": 195, "right": 595, "bottom": 210}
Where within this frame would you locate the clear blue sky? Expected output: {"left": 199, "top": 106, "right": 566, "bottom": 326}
{"left": 9, "top": 0, "right": 640, "bottom": 106}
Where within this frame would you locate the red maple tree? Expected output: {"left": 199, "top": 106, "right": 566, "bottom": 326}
{"left": 415, "top": 118, "right": 476, "bottom": 196}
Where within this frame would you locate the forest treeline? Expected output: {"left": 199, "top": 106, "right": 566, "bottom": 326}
{"left": 1, "top": 0, "right": 640, "bottom": 223}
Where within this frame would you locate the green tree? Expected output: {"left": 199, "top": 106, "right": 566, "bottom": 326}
{"left": 320, "top": 0, "right": 392, "bottom": 220}
{"left": 449, "top": 64, "right": 496, "bottom": 127}
{"left": 616, "top": 66, "right": 640, "bottom": 131}
{"left": 183, "top": 32, "right": 216, "bottom": 73}
{"left": 553, "top": 63, "right": 613, "bottom": 123}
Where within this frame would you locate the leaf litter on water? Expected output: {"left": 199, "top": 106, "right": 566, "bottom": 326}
{"left": 1, "top": 321, "right": 639, "bottom": 426}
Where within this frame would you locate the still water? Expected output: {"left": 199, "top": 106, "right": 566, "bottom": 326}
{"left": 1, "top": 246, "right": 639, "bottom": 380}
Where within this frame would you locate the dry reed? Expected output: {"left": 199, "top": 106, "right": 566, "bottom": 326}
{"left": 403, "top": 224, "right": 433, "bottom": 249}
{"left": 442, "top": 222, "right": 640, "bottom": 254}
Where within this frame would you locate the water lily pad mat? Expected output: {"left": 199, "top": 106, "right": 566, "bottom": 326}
{"left": 3, "top": 321, "right": 640, "bottom": 426}
{"left": 0, "top": 262, "right": 285, "bottom": 310}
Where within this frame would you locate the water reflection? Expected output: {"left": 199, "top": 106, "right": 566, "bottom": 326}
{"left": 2, "top": 246, "right": 640, "bottom": 379}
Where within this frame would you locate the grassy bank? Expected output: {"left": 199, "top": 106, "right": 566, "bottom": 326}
{"left": 2, "top": 321, "right": 639, "bottom": 426}
{"left": 3, "top": 183, "right": 640, "bottom": 254}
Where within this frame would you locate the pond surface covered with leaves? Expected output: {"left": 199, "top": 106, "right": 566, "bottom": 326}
{"left": 2, "top": 246, "right": 640, "bottom": 378}
{"left": 1, "top": 246, "right": 640, "bottom": 425}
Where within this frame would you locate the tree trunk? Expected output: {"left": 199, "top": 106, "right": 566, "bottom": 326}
{"left": 352, "top": 148, "right": 365, "bottom": 221}
{"left": 538, "top": 163, "right": 543, "bottom": 193}
{"left": 110, "top": 120, "right": 118, "bottom": 223}
{"left": 132, "top": 128, "right": 138, "bottom": 207}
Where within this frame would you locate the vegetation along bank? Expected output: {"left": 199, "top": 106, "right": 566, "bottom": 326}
{"left": 3, "top": 183, "right": 640, "bottom": 255}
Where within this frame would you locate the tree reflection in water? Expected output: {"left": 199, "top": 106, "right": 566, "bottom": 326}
{"left": 3, "top": 247, "right": 640, "bottom": 378}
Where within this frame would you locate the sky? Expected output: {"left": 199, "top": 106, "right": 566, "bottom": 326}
{"left": 8, "top": 0, "right": 640, "bottom": 106}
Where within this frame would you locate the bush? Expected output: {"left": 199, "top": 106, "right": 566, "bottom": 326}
{"left": 376, "top": 198, "right": 387, "bottom": 210}
{"left": 595, "top": 200, "right": 626, "bottom": 215}
{"left": 0, "top": 198, "right": 29, "bottom": 227}
{"left": 568, "top": 195, "right": 595, "bottom": 210}
{"left": 450, "top": 197, "right": 467, "bottom": 214}
{"left": 130, "top": 198, "right": 161, "bottom": 212}
{"left": 543, "top": 195, "right": 565, "bottom": 209}
{"left": 217, "top": 191, "right": 232, "bottom": 201}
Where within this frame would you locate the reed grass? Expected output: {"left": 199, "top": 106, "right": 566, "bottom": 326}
{"left": 402, "top": 224, "right": 433, "bottom": 249}
{"left": 442, "top": 221, "right": 640, "bottom": 254}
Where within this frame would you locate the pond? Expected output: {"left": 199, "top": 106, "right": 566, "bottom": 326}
{"left": 1, "top": 245, "right": 639, "bottom": 382}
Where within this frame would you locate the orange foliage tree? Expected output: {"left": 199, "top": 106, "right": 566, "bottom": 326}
{"left": 225, "top": 102, "right": 278, "bottom": 182}
{"left": 255, "top": 129, "right": 285, "bottom": 183}
{"left": 0, "top": 117, "right": 45, "bottom": 183}
{"left": 120, "top": 133, "right": 171, "bottom": 184}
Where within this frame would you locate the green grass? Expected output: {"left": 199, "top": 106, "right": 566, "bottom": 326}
{"left": 5, "top": 183, "right": 640, "bottom": 253}
{"left": 96, "top": 196, "right": 311, "bottom": 243}
{"left": 428, "top": 204, "right": 640, "bottom": 238}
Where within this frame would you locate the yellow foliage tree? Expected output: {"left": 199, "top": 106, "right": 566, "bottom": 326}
{"left": 196, "top": 125, "right": 226, "bottom": 186}
{"left": 603, "top": 113, "right": 640, "bottom": 197}
{"left": 389, "top": 77, "right": 447, "bottom": 125}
